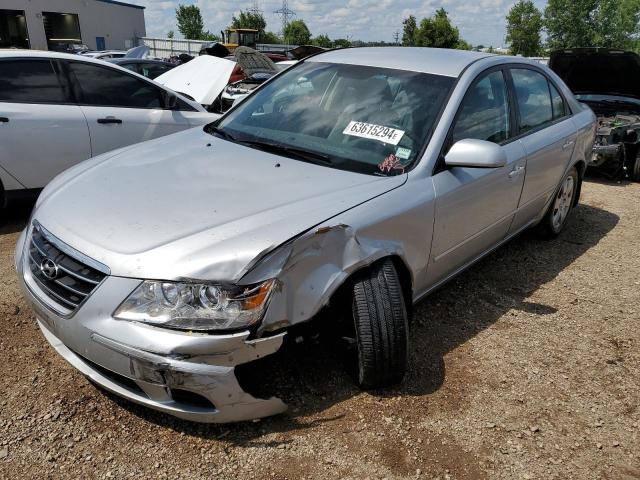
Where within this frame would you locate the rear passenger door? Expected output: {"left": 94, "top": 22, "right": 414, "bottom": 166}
{"left": 64, "top": 60, "right": 193, "bottom": 156}
{"left": 508, "top": 67, "right": 577, "bottom": 232}
{"left": 0, "top": 59, "right": 91, "bottom": 189}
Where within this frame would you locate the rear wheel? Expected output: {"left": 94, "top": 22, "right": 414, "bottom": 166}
{"left": 349, "top": 259, "right": 409, "bottom": 389}
{"left": 538, "top": 167, "right": 578, "bottom": 239}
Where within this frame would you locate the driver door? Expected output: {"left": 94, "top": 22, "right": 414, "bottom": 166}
{"left": 427, "top": 69, "right": 527, "bottom": 286}
{"left": 64, "top": 61, "right": 192, "bottom": 156}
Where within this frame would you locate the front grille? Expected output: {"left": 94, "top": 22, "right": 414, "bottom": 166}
{"left": 27, "top": 223, "right": 107, "bottom": 313}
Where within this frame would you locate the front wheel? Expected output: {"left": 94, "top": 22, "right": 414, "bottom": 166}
{"left": 538, "top": 167, "right": 578, "bottom": 239}
{"left": 349, "top": 259, "right": 409, "bottom": 389}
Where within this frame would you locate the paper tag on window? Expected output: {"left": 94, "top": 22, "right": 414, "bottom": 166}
{"left": 395, "top": 147, "right": 412, "bottom": 160}
{"left": 343, "top": 121, "right": 405, "bottom": 145}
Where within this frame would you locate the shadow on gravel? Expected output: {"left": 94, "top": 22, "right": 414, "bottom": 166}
{"left": 106, "top": 202, "right": 619, "bottom": 444}
{"left": 0, "top": 197, "right": 36, "bottom": 235}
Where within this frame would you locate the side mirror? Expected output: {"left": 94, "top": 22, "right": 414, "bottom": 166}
{"left": 163, "top": 91, "right": 179, "bottom": 110}
{"left": 445, "top": 139, "right": 507, "bottom": 168}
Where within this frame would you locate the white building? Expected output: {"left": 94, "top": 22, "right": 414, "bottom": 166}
{"left": 0, "top": 0, "right": 145, "bottom": 51}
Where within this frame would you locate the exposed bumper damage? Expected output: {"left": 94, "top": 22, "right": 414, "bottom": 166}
{"left": 590, "top": 114, "right": 640, "bottom": 178}
{"left": 37, "top": 320, "right": 287, "bottom": 423}
{"left": 16, "top": 235, "right": 287, "bottom": 423}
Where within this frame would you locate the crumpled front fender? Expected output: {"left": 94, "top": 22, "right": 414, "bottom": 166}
{"left": 241, "top": 177, "right": 436, "bottom": 333}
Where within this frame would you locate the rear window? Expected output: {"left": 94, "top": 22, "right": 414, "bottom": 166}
{"left": 0, "top": 60, "right": 66, "bottom": 103}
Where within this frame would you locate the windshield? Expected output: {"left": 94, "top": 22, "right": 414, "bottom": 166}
{"left": 213, "top": 61, "right": 454, "bottom": 175}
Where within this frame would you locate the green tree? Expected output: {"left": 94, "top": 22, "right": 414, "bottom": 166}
{"left": 506, "top": 0, "right": 543, "bottom": 56}
{"left": 175, "top": 5, "right": 206, "bottom": 40}
{"left": 283, "top": 19, "right": 311, "bottom": 45}
{"left": 544, "top": 0, "right": 597, "bottom": 49}
{"left": 332, "top": 38, "right": 352, "bottom": 48}
{"left": 202, "top": 31, "right": 220, "bottom": 41}
{"left": 262, "top": 31, "right": 282, "bottom": 44}
{"left": 456, "top": 39, "right": 472, "bottom": 50}
{"left": 544, "top": 0, "right": 640, "bottom": 50}
{"left": 313, "top": 34, "right": 333, "bottom": 48}
{"left": 592, "top": 0, "right": 640, "bottom": 49}
{"left": 416, "top": 8, "right": 460, "bottom": 48}
{"left": 230, "top": 10, "right": 267, "bottom": 35}
{"left": 167, "top": 30, "right": 174, "bottom": 39}
{"left": 402, "top": 15, "right": 418, "bottom": 46}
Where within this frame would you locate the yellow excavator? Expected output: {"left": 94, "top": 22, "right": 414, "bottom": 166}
{"left": 220, "top": 28, "right": 259, "bottom": 52}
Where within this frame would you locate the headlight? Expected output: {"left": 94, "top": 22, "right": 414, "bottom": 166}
{"left": 113, "top": 279, "right": 275, "bottom": 331}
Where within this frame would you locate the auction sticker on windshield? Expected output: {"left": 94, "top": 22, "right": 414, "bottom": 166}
{"left": 343, "top": 121, "right": 405, "bottom": 145}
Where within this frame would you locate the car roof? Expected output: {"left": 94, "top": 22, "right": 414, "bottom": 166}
{"left": 307, "top": 47, "right": 494, "bottom": 78}
{"left": 0, "top": 49, "right": 107, "bottom": 62}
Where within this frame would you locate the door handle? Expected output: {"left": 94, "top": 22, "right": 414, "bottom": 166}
{"left": 562, "top": 140, "right": 575, "bottom": 150}
{"left": 0, "top": 117, "right": 8, "bottom": 123}
{"left": 509, "top": 166, "right": 525, "bottom": 178}
{"left": 97, "top": 117, "right": 123, "bottom": 124}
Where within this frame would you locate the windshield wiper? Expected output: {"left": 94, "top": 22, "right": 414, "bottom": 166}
{"left": 238, "top": 139, "right": 334, "bottom": 166}
{"left": 205, "top": 125, "right": 237, "bottom": 142}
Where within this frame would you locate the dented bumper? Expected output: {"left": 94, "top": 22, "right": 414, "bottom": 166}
{"left": 17, "top": 235, "right": 287, "bottom": 423}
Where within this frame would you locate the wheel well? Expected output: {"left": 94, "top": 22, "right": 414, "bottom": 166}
{"left": 328, "top": 255, "right": 413, "bottom": 319}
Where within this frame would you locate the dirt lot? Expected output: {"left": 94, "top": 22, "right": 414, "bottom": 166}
{"left": 0, "top": 178, "right": 638, "bottom": 480}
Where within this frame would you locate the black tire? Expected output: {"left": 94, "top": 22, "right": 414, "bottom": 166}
{"left": 632, "top": 153, "right": 640, "bottom": 182}
{"left": 350, "top": 259, "right": 409, "bottom": 389}
{"left": 538, "top": 167, "right": 578, "bottom": 239}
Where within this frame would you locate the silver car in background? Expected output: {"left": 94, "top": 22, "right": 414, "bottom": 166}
{"left": 16, "top": 48, "right": 596, "bottom": 423}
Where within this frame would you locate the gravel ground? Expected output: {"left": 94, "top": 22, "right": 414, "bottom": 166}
{"left": 0, "top": 178, "right": 638, "bottom": 480}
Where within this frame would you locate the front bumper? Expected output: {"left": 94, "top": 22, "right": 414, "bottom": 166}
{"left": 16, "top": 230, "right": 287, "bottom": 423}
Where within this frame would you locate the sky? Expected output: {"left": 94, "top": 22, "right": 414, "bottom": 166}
{"left": 125, "top": 0, "right": 548, "bottom": 48}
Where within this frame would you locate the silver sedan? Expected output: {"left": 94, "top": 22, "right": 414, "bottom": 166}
{"left": 16, "top": 47, "right": 596, "bottom": 423}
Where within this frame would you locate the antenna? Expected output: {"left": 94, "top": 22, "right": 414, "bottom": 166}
{"left": 274, "top": 0, "right": 296, "bottom": 41}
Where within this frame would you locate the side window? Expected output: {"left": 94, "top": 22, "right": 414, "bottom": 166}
{"left": 0, "top": 60, "right": 66, "bottom": 103}
{"left": 67, "top": 62, "right": 164, "bottom": 109}
{"left": 511, "top": 69, "right": 553, "bottom": 133}
{"left": 451, "top": 70, "right": 510, "bottom": 145}
{"left": 549, "top": 82, "right": 567, "bottom": 120}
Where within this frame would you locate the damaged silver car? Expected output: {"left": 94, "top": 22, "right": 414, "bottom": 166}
{"left": 549, "top": 48, "right": 640, "bottom": 180}
{"left": 16, "top": 48, "right": 595, "bottom": 423}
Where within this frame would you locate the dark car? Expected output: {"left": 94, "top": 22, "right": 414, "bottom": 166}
{"left": 549, "top": 48, "right": 640, "bottom": 180}
{"left": 107, "top": 58, "right": 176, "bottom": 79}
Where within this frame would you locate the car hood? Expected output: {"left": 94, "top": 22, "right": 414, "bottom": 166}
{"left": 234, "top": 46, "right": 278, "bottom": 76}
{"left": 549, "top": 48, "right": 640, "bottom": 99}
{"left": 154, "top": 56, "right": 236, "bottom": 106}
{"left": 34, "top": 128, "right": 406, "bottom": 282}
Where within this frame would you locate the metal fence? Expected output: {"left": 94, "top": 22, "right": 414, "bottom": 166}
{"left": 137, "top": 37, "right": 212, "bottom": 58}
{"left": 137, "top": 37, "right": 299, "bottom": 59}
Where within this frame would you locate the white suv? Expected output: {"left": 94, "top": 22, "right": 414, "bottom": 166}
{"left": 0, "top": 50, "right": 215, "bottom": 205}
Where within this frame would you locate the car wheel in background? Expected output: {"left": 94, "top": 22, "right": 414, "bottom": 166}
{"left": 632, "top": 153, "right": 640, "bottom": 182}
{"left": 538, "top": 167, "right": 578, "bottom": 239}
{"left": 349, "top": 258, "right": 409, "bottom": 389}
